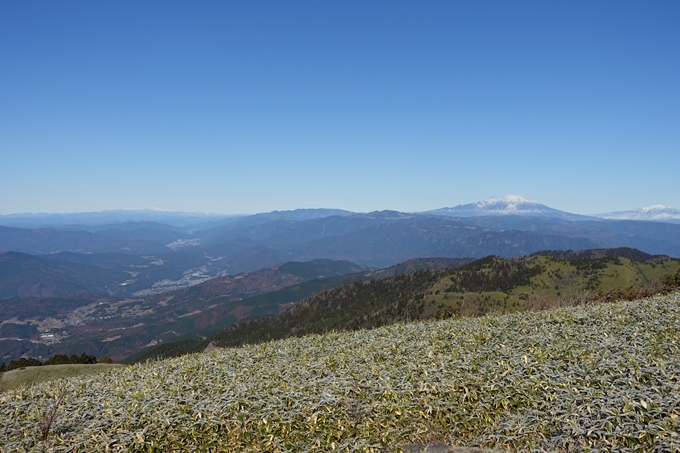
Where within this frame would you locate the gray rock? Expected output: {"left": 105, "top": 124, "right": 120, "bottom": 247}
{"left": 203, "top": 341, "right": 220, "bottom": 353}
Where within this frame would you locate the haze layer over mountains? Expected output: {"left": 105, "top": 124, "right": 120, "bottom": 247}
{"left": 1, "top": 196, "right": 680, "bottom": 267}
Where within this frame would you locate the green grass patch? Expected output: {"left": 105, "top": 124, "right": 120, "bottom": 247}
{"left": 0, "top": 363, "right": 124, "bottom": 392}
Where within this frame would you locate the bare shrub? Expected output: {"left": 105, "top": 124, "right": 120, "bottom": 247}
{"left": 38, "top": 389, "right": 67, "bottom": 441}
{"left": 524, "top": 279, "right": 675, "bottom": 314}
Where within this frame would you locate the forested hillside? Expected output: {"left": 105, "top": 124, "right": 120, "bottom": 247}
{"left": 135, "top": 248, "right": 680, "bottom": 361}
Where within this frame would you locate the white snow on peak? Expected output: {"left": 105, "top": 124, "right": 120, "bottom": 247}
{"left": 476, "top": 195, "right": 539, "bottom": 211}
{"left": 640, "top": 204, "right": 668, "bottom": 213}
{"left": 499, "top": 194, "right": 538, "bottom": 204}
{"left": 423, "top": 195, "right": 586, "bottom": 220}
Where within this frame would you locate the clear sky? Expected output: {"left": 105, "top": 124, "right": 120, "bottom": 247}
{"left": 1, "top": 1, "right": 678, "bottom": 215}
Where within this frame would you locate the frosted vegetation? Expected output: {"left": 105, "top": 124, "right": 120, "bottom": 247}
{"left": 2, "top": 293, "right": 679, "bottom": 452}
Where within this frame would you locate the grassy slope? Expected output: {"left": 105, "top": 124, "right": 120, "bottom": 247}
{"left": 429, "top": 255, "right": 680, "bottom": 317}
{"left": 0, "top": 363, "right": 124, "bottom": 392}
{"left": 2, "top": 293, "right": 679, "bottom": 452}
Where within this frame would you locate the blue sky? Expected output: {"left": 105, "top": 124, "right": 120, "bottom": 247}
{"left": 1, "top": 1, "right": 678, "bottom": 215}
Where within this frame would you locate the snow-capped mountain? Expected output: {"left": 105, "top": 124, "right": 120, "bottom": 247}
{"left": 595, "top": 205, "right": 680, "bottom": 224}
{"left": 422, "top": 195, "right": 589, "bottom": 220}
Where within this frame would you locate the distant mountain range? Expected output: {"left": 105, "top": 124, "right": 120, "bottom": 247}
{"left": 0, "top": 209, "right": 237, "bottom": 229}
{"left": 0, "top": 208, "right": 356, "bottom": 230}
{"left": 2, "top": 198, "right": 680, "bottom": 300}
{"left": 3, "top": 197, "right": 680, "bottom": 228}
{"left": 595, "top": 205, "right": 680, "bottom": 223}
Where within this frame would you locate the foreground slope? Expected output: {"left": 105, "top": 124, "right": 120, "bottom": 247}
{"left": 2, "top": 292, "right": 679, "bottom": 452}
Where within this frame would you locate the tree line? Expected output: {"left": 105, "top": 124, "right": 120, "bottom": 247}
{"left": 0, "top": 352, "right": 112, "bottom": 373}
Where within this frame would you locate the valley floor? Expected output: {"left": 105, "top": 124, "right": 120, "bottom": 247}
{"left": 2, "top": 292, "right": 679, "bottom": 452}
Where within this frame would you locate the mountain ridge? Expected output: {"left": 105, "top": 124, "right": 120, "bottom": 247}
{"left": 596, "top": 205, "right": 680, "bottom": 223}
{"left": 5, "top": 198, "right": 680, "bottom": 227}
{"left": 421, "top": 195, "right": 596, "bottom": 221}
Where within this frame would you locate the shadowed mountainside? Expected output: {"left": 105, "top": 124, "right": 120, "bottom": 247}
{"left": 0, "top": 252, "right": 128, "bottom": 298}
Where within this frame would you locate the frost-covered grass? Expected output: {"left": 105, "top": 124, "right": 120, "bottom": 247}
{"left": 2, "top": 293, "right": 680, "bottom": 452}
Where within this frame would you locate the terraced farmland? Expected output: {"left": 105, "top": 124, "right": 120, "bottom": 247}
{"left": 2, "top": 292, "right": 680, "bottom": 452}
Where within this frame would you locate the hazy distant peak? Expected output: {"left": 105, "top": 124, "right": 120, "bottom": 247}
{"left": 139, "top": 207, "right": 174, "bottom": 213}
{"left": 249, "top": 208, "right": 355, "bottom": 221}
{"left": 422, "top": 195, "right": 584, "bottom": 220}
{"left": 595, "top": 205, "right": 680, "bottom": 223}
{"left": 99, "top": 208, "right": 225, "bottom": 216}
{"left": 0, "top": 209, "right": 235, "bottom": 228}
